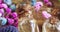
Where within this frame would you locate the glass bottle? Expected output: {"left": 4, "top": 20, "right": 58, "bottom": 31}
{"left": 18, "top": 10, "right": 40, "bottom": 32}
{"left": 42, "top": 16, "right": 60, "bottom": 32}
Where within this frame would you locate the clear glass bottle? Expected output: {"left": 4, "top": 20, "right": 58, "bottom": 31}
{"left": 42, "top": 16, "right": 60, "bottom": 32}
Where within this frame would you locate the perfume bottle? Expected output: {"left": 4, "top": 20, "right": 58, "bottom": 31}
{"left": 42, "top": 16, "right": 60, "bottom": 32}
{"left": 18, "top": 10, "right": 39, "bottom": 32}
{"left": 19, "top": 16, "right": 40, "bottom": 32}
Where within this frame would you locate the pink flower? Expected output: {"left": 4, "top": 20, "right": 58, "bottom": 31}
{"left": 34, "top": 2, "right": 43, "bottom": 12}
{"left": 0, "top": 9, "right": 4, "bottom": 16}
{"left": 2, "top": 3, "right": 8, "bottom": 9}
{"left": 0, "top": 13, "right": 2, "bottom": 17}
{"left": 0, "top": 9, "right": 4, "bottom": 14}
{"left": 5, "top": 12, "right": 18, "bottom": 27}
{"left": 42, "top": 11, "right": 51, "bottom": 19}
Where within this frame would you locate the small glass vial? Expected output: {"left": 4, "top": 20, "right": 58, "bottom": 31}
{"left": 42, "top": 16, "right": 60, "bottom": 32}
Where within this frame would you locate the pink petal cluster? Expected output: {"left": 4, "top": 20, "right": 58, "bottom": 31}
{"left": 34, "top": 2, "right": 43, "bottom": 12}
{"left": 42, "top": 11, "right": 51, "bottom": 19}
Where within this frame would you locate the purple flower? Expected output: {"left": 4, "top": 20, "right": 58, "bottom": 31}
{"left": 46, "top": 2, "right": 52, "bottom": 7}
{"left": 5, "top": 8, "right": 11, "bottom": 14}
{"left": 11, "top": 12, "right": 18, "bottom": 27}
{"left": 0, "top": 25, "right": 18, "bottom": 32}
{"left": 6, "top": 13, "right": 18, "bottom": 27}
{"left": 7, "top": 18, "right": 14, "bottom": 25}
{"left": 12, "top": 12, "right": 18, "bottom": 18}
{"left": 44, "top": 0, "right": 49, "bottom": 3}
{"left": 0, "top": 0, "right": 2, "bottom": 4}
{"left": 13, "top": 18, "right": 18, "bottom": 27}
{"left": 0, "top": 4, "right": 3, "bottom": 8}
